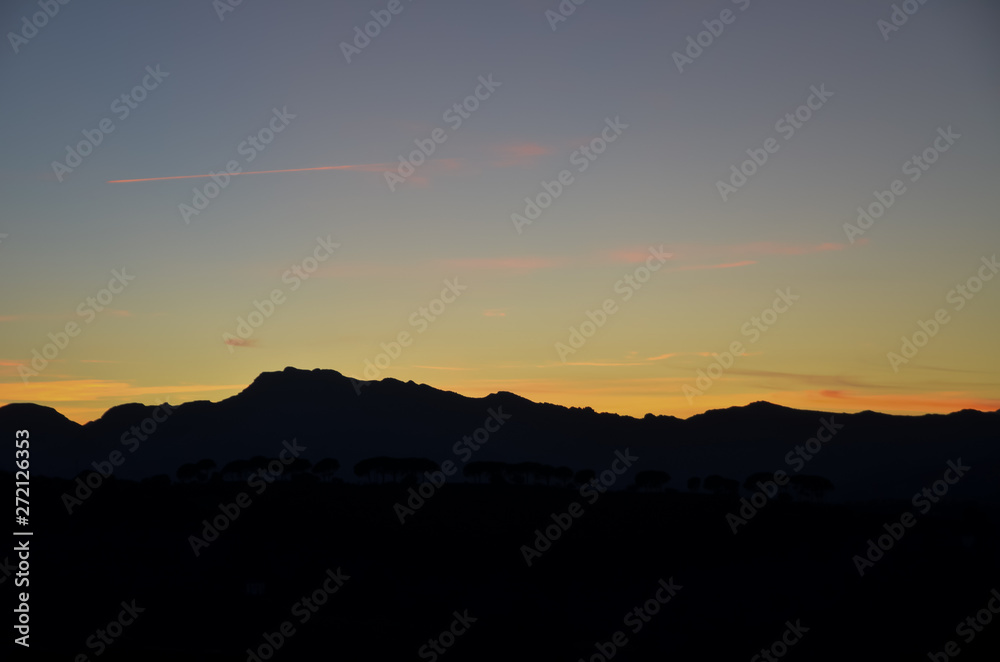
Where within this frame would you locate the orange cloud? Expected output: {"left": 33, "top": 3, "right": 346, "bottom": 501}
{"left": 646, "top": 352, "right": 717, "bottom": 361}
{"left": 551, "top": 361, "right": 648, "bottom": 367}
{"left": 812, "top": 389, "right": 1000, "bottom": 411}
{"left": 0, "top": 380, "right": 246, "bottom": 404}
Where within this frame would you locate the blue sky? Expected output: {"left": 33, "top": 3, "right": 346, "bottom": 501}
{"left": 2, "top": 0, "right": 999, "bottom": 421}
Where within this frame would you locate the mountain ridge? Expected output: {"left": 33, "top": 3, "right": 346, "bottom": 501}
{"left": 1, "top": 367, "right": 997, "bottom": 503}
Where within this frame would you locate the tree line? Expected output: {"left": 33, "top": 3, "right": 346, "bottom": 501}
{"left": 171, "top": 457, "right": 833, "bottom": 501}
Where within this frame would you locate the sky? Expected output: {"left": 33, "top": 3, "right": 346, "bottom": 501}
{"left": 1, "top": 0, "right": 999, "bottom": 423}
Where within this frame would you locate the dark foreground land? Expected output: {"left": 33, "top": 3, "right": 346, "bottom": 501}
{"left": 12, "top": 474, "right": 1000, "bottom": 661}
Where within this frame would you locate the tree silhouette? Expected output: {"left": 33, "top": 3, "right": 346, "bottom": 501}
{"left": 176, "top": 462, "right": 198, "bottom": 483}
{"left": 353, "top": 457, "right": 440, "bottom": 484}
{"left": 312, "top": 458, "right": 340, "bottom": 482}
{"left": 743, "top": 472, "right": 777, "bottom": 492}
{"left": 195, "top": 458, "right": 216, "bottom": 483}
{"left": 353, "top": 458, "right": 377, "bottom": 483}
{"left": 221, "top": 459, "right": 250, "bottom": 482}
{"left": 465, "top": 461, "right": 509, "bottom": 484}
{"left": 285, "top": 458, "right": 311, "bottom": 480}
{"left": 574, "top": 469, "right": 596, "bottom": 486}
{"left": 634, "top": 470, "right": 671, "bottom": 492}
{"left": 703, "top": 474, "right": 739, "bottom": 497}
{"left": 789, "top": 475, "right": 834, "bottom": 502}
{"left": 687, "top": 476, "right": 701, "bottom": 492}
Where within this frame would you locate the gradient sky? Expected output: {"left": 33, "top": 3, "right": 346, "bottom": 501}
{"left": 2, "top": 0, "right": 999, "bottom": 423}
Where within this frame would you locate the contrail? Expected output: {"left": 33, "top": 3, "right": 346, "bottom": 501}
{"left": 107, "top": 163, "right": 393, "bottom": 184}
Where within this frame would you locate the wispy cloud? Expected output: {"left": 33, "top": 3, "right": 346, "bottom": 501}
{"left": 488, "top": 141, "right": 554, "bottom": 167}
{"left": 107, "top": 162, "right": 400, "bottom": 184}
{"left": 645, "top": 352, "right": 717, "bottom": 361}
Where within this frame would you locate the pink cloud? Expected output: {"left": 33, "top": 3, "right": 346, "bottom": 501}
{"left": 224, "top": 338, "right": 257, "bottom": 349}
{"left": 483, "top": 309, "right": 507, "bottom": 317}
{"left": 489, "top": 142, "right": 554, "bottom": 167}
{"left": 608, "top": 247, "right": 674, "bottom": 264}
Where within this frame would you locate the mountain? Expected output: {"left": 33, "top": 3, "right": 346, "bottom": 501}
{"left": 2, "top": 366, "right": 998, "bottom": 502}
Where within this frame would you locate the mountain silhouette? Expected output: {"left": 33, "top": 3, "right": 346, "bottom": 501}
{"left": 2, "top": 366, "right": 998, "bottom": 503}
{"left": 4, "top": 367, "right": 1000, "bottom": 660}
